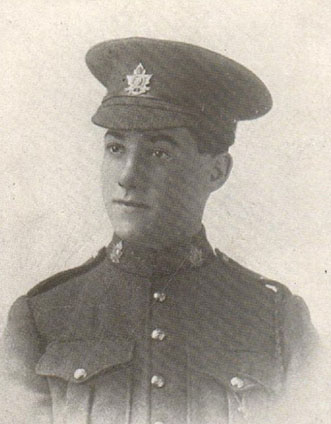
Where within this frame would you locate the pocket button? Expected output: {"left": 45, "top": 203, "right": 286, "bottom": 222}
{"left": 74, "top": 368, "right": 87, "bottom": 381}
{"left": 230, "top": 376, "right": 244, "bottom": 389}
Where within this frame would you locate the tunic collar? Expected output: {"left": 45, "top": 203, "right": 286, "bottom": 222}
{"left": 106, "top": 226, "right": 215, "bottom": 277}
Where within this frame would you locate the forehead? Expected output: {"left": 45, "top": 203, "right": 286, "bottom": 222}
{"left": 104, "top": 127, "right": 198, "bottom": 148}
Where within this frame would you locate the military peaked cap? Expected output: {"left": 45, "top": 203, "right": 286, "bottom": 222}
{"left": 86, "top": 37, "right": 272, "bottom": 147}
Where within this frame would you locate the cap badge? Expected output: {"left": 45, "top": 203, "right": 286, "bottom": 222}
{"left": 125, "top": 63, "right": 152, "bottom": 96}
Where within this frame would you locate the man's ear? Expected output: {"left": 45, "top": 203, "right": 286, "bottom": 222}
{"left": 209, "top": 152, "right": 233, "bottom": 192}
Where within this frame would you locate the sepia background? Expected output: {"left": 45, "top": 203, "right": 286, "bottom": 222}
{"left": 1, "top": 0, "right": 330, "bottom": 384}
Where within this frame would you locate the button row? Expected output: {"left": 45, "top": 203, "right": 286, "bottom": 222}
{"left": 152, "top": 292, "right": 166, "bottom": 423}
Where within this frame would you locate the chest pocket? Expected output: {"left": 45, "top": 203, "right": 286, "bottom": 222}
{"left": 188, "top": 349, "right": 284, "bottom": 424}
{"left": 36, "top": 337, "right": 134, "bottom": 424}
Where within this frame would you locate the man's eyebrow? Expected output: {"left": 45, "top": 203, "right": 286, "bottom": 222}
{"left": 104, "top": 130, "right": 125, "bottom": 140}
{"left": 147, "top": 133, "right": 178, "bottom": 146}
{"left": 104, "top": 130, "right": 179, "bottom": 146}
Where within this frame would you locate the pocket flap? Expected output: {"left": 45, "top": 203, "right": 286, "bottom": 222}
{"left": 36, "top": 336, "right": 134, "bottom": 383}
{"left": 188, "top": 349, "right": 283, "bottom": 394}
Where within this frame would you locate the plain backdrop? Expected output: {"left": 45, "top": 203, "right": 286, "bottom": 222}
{"left": 1, "top": 1, "right": 330, "bottom": 345}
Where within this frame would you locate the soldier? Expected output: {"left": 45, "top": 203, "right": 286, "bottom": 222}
{"left": 1, "top": 38, "right": 317, "bottom": 424}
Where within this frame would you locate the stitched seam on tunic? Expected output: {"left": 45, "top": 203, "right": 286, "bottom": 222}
{"left": 127, "top": 351, "right": 135, "bottom": 424}
{"left": 26, "top": 296, "right": 46, "bottom": 354}
{"left": 87, "top": 384, "right": 95, "bottom": 424}
{"left": 274, "top": 290, "right": 286, "bottom": 388}
{"left": 186, "top": 344, "right": 192, "bottom": 424}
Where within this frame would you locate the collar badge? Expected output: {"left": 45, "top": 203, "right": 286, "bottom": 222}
{"left": 125, "top": 63, "right": 152, "bottom": 96}
{"left": 188, "top": 245, "right": 204, "bottom": 267}
{"left": 110, "top": 240, "right": 123, "bottom": 263}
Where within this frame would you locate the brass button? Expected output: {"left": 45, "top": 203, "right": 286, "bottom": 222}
{"left": 153, "top": 292, "right": 166, "bottom": 302}
{"left": 151, "top": 328, "right": 166, "bottom": 341}
{"left": 230, "top": 376, "right": 244, "bottom": 389}
{"left": 74, "top": 368, "right": 87, "bottom": 381}
{"left": 151, "top": 375, "right": 165, "bottom": 388}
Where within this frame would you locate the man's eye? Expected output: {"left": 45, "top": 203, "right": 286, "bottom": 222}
{"left": 152, "top": 149, "right": 171, "bottom": 160}
{"left": 106, "top": 143, "right": 124, "bottom": 154}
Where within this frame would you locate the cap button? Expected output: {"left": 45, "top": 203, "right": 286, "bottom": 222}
{"left": 265, "top": 283, "right": 278, "bottom": 293}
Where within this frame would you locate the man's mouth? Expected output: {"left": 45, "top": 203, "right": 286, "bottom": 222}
{"left": 112, "top": 199, "right": 150, "bottom": 209}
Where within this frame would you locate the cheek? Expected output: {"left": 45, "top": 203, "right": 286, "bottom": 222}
{"left": 161, "top": 171, "right": 194, "bottom": 215}
{"left": 101, "top": 160, "right": 118, "bottom": 198}
{"left": 168, "top": 162, "right": 202, "bottom": 198}
{"left": 167, "top": 162, "right": 210, "bottom": 213}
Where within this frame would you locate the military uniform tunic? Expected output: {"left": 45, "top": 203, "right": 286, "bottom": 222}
{"left": 1, "top": 229, "right": 317, "bottom": 424}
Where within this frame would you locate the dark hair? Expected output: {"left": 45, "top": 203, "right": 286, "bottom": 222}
{"left": 188, "top": 120, "right": 237, "bottom": 156}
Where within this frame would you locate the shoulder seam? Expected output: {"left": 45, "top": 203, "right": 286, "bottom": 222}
{"left": 215, "top": 248, "right": 263, "bottom": 280}
{"left": 27, "top": 247, "right": 107, "bottom": 297}
{"left": 215, "top": 248, "right": 291, "bottom": 294}
{"left": 26, "top": 295, "right": 45, "bottom": 347}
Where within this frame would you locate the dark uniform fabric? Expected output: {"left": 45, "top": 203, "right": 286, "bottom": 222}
{"left": 1, "top": 228, "right": 317, "bottom": 424}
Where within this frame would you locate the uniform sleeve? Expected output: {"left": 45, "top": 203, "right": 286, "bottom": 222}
{"left": 270, "top": 294, "right": 327, "bottom": 424}
{"left": 281, "top": 294, "right": 319, "bottom": 374}
{"left": 0, "top": 296, "right": 52, "bottom": 424}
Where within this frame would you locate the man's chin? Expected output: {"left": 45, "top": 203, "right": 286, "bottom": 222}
{"left": 112, "top": 221, "right": 152, "bottom": 244}
{"left": 111, "top": 220, "right": 177, "bottom": 248}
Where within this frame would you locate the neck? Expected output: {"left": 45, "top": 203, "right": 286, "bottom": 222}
{"left": 108, "top": 224, "right": 214, "bottom": 277}
{"left": 116, "top": 223, "right": 204, "bottom": 251}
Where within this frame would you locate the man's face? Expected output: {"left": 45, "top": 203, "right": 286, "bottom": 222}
{"left": 101, "top": 127, "right": 230, "bottom": 247}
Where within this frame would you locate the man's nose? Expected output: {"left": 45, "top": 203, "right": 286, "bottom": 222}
{"left": 118, "top": 153, "right": 147, "bottom": 190}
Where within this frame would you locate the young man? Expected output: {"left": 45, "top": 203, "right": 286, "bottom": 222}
{"left": 1, "top": 38, "right": 317, "bottom": 424}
